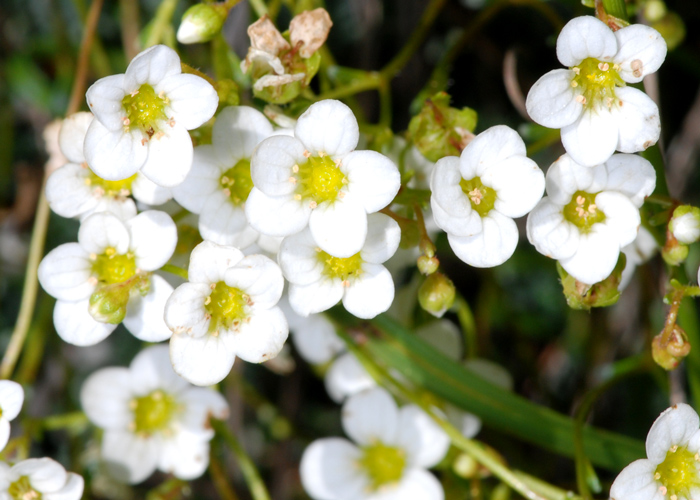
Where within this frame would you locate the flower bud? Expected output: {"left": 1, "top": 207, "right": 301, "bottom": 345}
{"left": 652, "top": 325, "right": 691, "bottom": 370}
{"left": 557, "top": 256, "right": 625, "bottom": 310}
{"left": 453, "top": 453, "right": 478, "bottom": 479}
{"left": 88, "top": 275, "right": 150, "bottom": 324}
{"left": 643, "top": 0, "right": 667, "bottom": 22}
{"left": 418, "top": 273, "right": 455, "bottom": 318}
{"left": 176, "top": 3, "right": 227, "bottom": 44}
{"left": 417, "top": 255, "right": 439, "bottom": 275}
{"left": 651, "top": 11, "right": 685, "bottom": 51}
{"left": 662, "top": 236, "right": 689, "bottom": 267}
{"left": 408, "top": 92, "right": 477, "bottom": 162}
{"left": 669, "top": 205, "right": 700, "bottom": 244}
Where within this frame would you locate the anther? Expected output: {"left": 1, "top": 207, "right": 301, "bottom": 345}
{"left": 598, "top": 62, "right": 609, "bottom": 71}
{"left": 223, "top": 188, "right": 231, "bottom": 197}
{"left": 588, "top": 204, "right": 597, "bottom": 214}
{"left": 572, "top": 67, "right": 580, "bottom": 75}
{"left": 671, "top": 495, "right": 678, "bottom": 500}
{"left": 654, "top": 472, "right": 661, "bottom": 480}
{"left": 204, "top": 297, "right": 211, "bottom": 305}
{"left": 294, "top": 194, "right": 302, "bottom": 200}
{"left": 288, "top": 177, "right": 297, "bottom": 184}
{"left": 576, "top": 195, "right": 585, "bottom": 205}
{"left": 309, "top": 201, "right": 317, "bottom": 209}
{"left": 631, "top": 59, "right": 643, "bottom": 78}
{"left": 659, "top": 486, "right": 667, "bottom": 495}
{"left": 122, "top": 117, "right": 130, "bottom": 126}
{"left": 338, "top": 191, "right": 345, "bottom": 199}
{"left": 575, "top": 95, "right": 587, "bottom": 105}
{"left": 130, "top": 89, "right": 140, "bottom": 97}
{"left": 570, "top": 81, "right": 578, "bottom": 88}
{"left": 670, "top": 445, "right": 678, "bottom": 453}
{"left": 303, "top": 150, "right": 311, "bottom": 158}
{"left": 210, "top": 283, "right": 216, "bottom": 290}
{"left": 292, "top": 164, "right": 299, "bottom": 173}
{"left": 141, "top": 138, "right": 148, "bottom": 146}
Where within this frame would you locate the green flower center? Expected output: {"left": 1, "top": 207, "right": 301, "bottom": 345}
{"left": 8, "top": 476, "right": 41, "bottom": 500}
{"left": 654, "top": 445, "right": 700, "bottom": 499}
{"left": 294, "top": 154, "right": 346, "bottom": 206}
{"left": 460, "top": 176, "right": 496, "bottom": 217}
{"left": 359, "top": 442, "right": 406, "bottom": 490}
{"left": 85, "top": 169, "right": 137, "bottom": 198}
{"left": 121, "top": 83, "right": 169, "bottom": 137}
{"left": 318, "top": 250, "right": 363, "bottom": 282}
{"left": 220, "top": 159, "right": 254, "bottom": 206}
{"left": 563, "top": 191, "right": 606, "bottom": 232}
{"left": 91, "top": 247, "right": 137, "bottom": 285}
{"left": 205, "top": 281, "right": 249, "bottom": 333}
{"left": 570, "top": 57, "right": 625, "bottom": 110}
{"left": 131, "top": 389, "right": 179, "bottom": 436}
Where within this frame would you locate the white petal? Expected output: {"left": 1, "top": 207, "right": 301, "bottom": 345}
{"left": 45, "top": 164, "right": 97, "bottom": 219}
{"left": 613, "top": 24, "right": 667, "bottom": 83}
{"left": 448, "top": 212, "right": 519, "bottom": 268}
{"left": 595, "top": 191, "right": 641, "bottom": 247}
{"left": 289, "top": 280, "right": 344, "bottom": 317}
{"left": 199, "top": 197, "right": 258, "bottom": 248}
{"left": 157, "top": 430, "right": 210, "bottom": 479}
{"left": 101, "top": 431, "right": 159, "bottom": 484}
{"left": 124, "top": 45, "right": 182, "bottom": 90}
{"left": 86, "top": 197, "right": 137, "bottom": 222}
{"left": 53, "top": 299, "right": 117, "bottom": 346}
{"left": 80, "top": 367, "right": 133, "bottom": 429}
{"left": 123, "top": 275, "right": 174, "bottom": 342}
{"left": 361, "top": 213, "right": 401, "bottom": 264}
{"left": 300, "top": 438, "right": 367, "bottom": 500}
{"left": 226, "top": 307, "right": 288, "bottom": 363}
{"left": 245, "top": 188, "right": 312, "bottom": 237}
{"left": 131, "top": 173, "right": 172, "bottom": 205}
{"left": 295, "top": 100, "right": 359, "bottom": 157}
{"left": 58, "top": 112, "right": 93, "bottom": 163}
{"left": 545, "top": 155, "right": 607, "bottom": 206}
{"left": 188, "top": 240, "right": 244, "bottom": 284}
{"left": 525, "top": 69, "right": 582, "bottom": 129}
{"left": 13, "top": 458, "right": 66, "bottom": 493}
{"left": 560, "top": 225, "right": 619, "bottom": 284}
{"left": 169, "top": 332, "right": 235, "bottom": 386}
{"left": 278, "top": 229, "right": 325, "bottom": 286}
{"left": 128, "top": 344, "right": 188, "bottom": 395}
{"left": 224, "top": 255, "right": 284, "bottom": 310}
{"left": 613, "top": 86, "right": 661, "bottom": 155}
{"left": 375, "top": 468, "right": 444, "bottom": 500}
{"left": 445, "top": 405, "right": 482, "bottom": 439}
{"left": 128, "top": 210, "right": 177, "bottom": 271}
{"left": 395, "top": 407, "right": 449, "bottom": 468}
{"left": 604, "top": 153, "right": 656, "bottom": 207}
{"left": 213, "top": 106, "right": 274, "bottom": 163}
{"left": 460, "top": 125, "right": 527, "bottom": 179}
{"left": 342, "top": 387, "right": 398, "bottom": 446}
{"left": 526, "top": 198, "right": 580, "bottom": 260}
{"left": 343, "top": 150, "right": 401, "bottom": 213}
{"left": 646, "top": 403, "right": 700, "bottom": 463}
{"left": 78, "top": 212, "right": 130, "bottom": 255}
{"left": 561, "top": 107, "right": 619, "bottom": 167}
{"left": 43, "top": 473, "right": 84, "bottom": 500}
{"left": 429, "top": 156, "right": 482, "bottom": 237}
{"left": 324, "top": 352, "right": 376, "bottom": 403}
{"left": 556, "top": 16, "right": 618, "bottom": 67}
{"left": 251, "top": 135, "right": 307, "bottom": 196}
{"left": 309, "top": 195, "right": 368, "bottom": 258}
{"left": 83, "top": 119, "right": 146, "bottom": 180}
{"left": 38, "top": 243, "right": 93, "bottom": 301}
{"left": 343, "top": 264, "right": 395, "bottom": 319}
{"left": 156, "top": 73, "right": 218, "bottom": 130}
{"left": 0, "top": 381, "right": 23, "bottom": 421}
{"left": 285, "top": 303, "right": 343, "bottom": 365}
{"left": 171, "top": 145, "right": 223, "bottom": 213}
{"left": 483, "top": 156, "right": 545, "bottom": 218}
{"left": 85, "top": 75, "right": 127, "bottom": 131}
{"left": 140, "top": 124, "right": 194, "bottom": 188}
{"left": 415, "top": 321, "right": 462, "bottom": 361}
{"left": 180, "top": 388, "right": 229, "bottom": 430}
{"left": 609, "top": 459, "right": 663, "bottom": 500}
{"left": 0, "top": 420, "right": 9, "bottom": 453}
{"left": 164, "top": 282, "right": 211, "bottom": 337}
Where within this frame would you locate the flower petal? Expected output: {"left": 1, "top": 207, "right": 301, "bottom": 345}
{"left": 595, "top": 191, "right": 641, "bottom": 248}
{"left": 0, "top": 381, "right": 23, "bottom": 421}
{"left": 53, "top": 299, "right": 117, "bottom": 346}
{"left": 123, "top": 275, "right": 174, "bottom": 342}
{"left": 170, "top": 332, "right": 235, "bottom": 386}
{"left": 342, "top": 264, "right": 395, "bottom": 319}
{"left": 43, "top": 472, "right": 84, "bottom": 500}
{"left": 525, "top": 69, "right": 582, "bottom": 129}
{"left": 613, "top": 86, "right": 661, "bottom": 155}
{"left": 342, "top": 387, "right": 398, "bottom": 446}
{"left": 613, "top": 24, "right": 667, "bottom": 84}
{"left": 157, "top": 429, "right": 210, "bottom": 479}
{"left": 45, "top": 164, "right": 97, "bottom": 219}
{"left": 376, "top": 468, "right": 445, "bottom": 500}
{"left": 604, "top": 153, "right": 656, "bottom": 207}
{"left": 251, "top": 135, "right": 307, "bottom": 196}
{"left": 224, "top": 255, "right": 284, "bottom": 310}
{"left": 140, "top": 123, "right": 194, "bottom": 188}
{"left": 131, "top": 174, "right": 172, "bottom": 206}
{"left": 101, "top": 431, "right": 159, "bottom": 484}
{"left": 0, "top": 420, "right": 10, "bottom": 453}
{"left": 324, "top": 352, "right": 375, "bottom": 403}
{"left": 300, "top": 438, "right": 367, "bottom": 500}
{"left": 156, "top": 73, "right": 218, "bottom": 130}
{"left": 188, "top": 240, "right": 244, "bottom": 284}
{"left": 361, "top": 213, "right": 401, "bottom": 264}
{"left": 646, "top": 403, "right": 700, "bottom": 463}
{"left": 128, "top": 210, "right": 177, "bottom": 271}
{"left": 172, "top": 145, "right": 223, "bottom": 213}
{"left": 448, "top": 211, "right": 519, "bottom": 268}
{"left": 200, "top": 199, "right": 258, "bottom": 249}
{"left": 78, "top": 211, "right": 130, "bottom": 255}
{"left": 80, "top": 367, "right": 133, "bottom": 429}
{"left": 483, "top": 156, "right": 545, "bottom": 218}
{"left": 59, "top": 112, "right": 93, "bottom": 163}
{"left": 213, "top": 106, "right": 274, "bottom": 163}
{"left": 561, "top": 107, "right": 619, "bottom": 167}
{"left": 309, "top": 194, "right": 368, "bottom": 258}
{"left": 13, "top": 458, "right": 66, "bottom": 493}
{"left": 164, "top": 282, "right": 211, "bottom": 338}
{"left": 556, "top": 16, "right": 618, "bottom": 67}
{"left": 288, "top": 280, "right": 344, "bottom": 316}
{"left": 460, "top": 125, "right": 527, "bottom": 179}
{"left": 295, "top": 100, "right": 359, "bottom": 157}
{"left": 85, "top": 75, "right": 127, "bottom": 132}
{"left": 83, "top": 119, "right": 146, "bottom": 181}
{"left": 278, "top": 229, "right": 325, "bottom": 286}
{"left": 559, "top": 225, "right": 619, "bottom": 284}
{"left": 395, "top": 406, "right": 449, "bottom": 468}
{"left": 609, "top": 459, "right": 663, "bottom": 500}
{"left": 180, "top": 388, "right": 229, "bottom": 431}
{"left": 245, "top": 188, "right": 312, "bottom": 237}
{"left": 343, "top": 150, "right": 401, "bottom": 213}
{"left": 526, "top": 198, "right": 580, "bottom": 260}
{"left": 430, "top": 157, "right": 482, "bottom": 237}
{"left": 225, "top": 307, "right": 288, "bottom": 363}
{"left": 545, "top": 155, "right": 608, "bottom": 206}
{"left": 38, "top": 243, "right": 93, "bottom": 301}
{"left": 124, "top": 45, "right": 182, "bottom": 91}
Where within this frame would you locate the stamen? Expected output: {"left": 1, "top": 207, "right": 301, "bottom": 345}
{"left": 303, "top": 150, "right": 311, "bottom": 158}
{"left": 309, "top": 201, "right": 317, "bottom": 209}
{"left": 292, "top": 164, "right": 299, "bottom": 173}
{"left": 598, "top": 62, "right": 609, "bottom": 71}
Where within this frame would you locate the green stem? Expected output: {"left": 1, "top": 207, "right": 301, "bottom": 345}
{"left": 67, "top": 0, "right": 106, "bottom": 114}
{"left": 315, "top": 73, "right": 382, "bottom": 101}
{"left": 212, "top": 419, "right": 272, "bottom": 500}
{"left": 119, "top": 0, "right": 141, "bottom": 61}
{"left": 161, "top": 264, "right": 189, "bottom": 281}
{"left": 600, "top": 0, "right": 629, "bottom": 22}
{"left": 453, "top": 294, "right": 478, "bottom": 359}
{"left": 210, "top": 444, "right": 240, "bottom": 500}
{"left": 144, "top": 0, "right": 178, "bottom": 48}
{"left": 248, "top": 0, "right": 268, "bottom": 17}
{"left": 41, "top": 411, "right": 90, "bottom": 431}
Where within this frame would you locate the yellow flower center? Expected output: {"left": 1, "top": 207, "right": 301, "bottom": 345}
{"left": 121, "top": 83, "right": 169, "bottom": 136}
{"left": 563, "top": 190, "right": 606, "bottom": 232}
{"left": 220, "top": 159, "right": 254, "bottom": 206}
{"left": 205, "top": 281, "right": 249, "bottom": 333}
{"left": 570, "top": 58, "right": 625, "bottom": 110}
{"left": 460, "top": 176, "right": 496, "bottom": 217}
{"left": 294, "top": 154, "right": 346, "bottom": 206}
{"left": 131, "top": 389, "right": 179, "bottom": 436}
{"left": 359, "top": 442, "right": 406, "bottom": 490}
{"left": 91, "top": 247, "right": 137, "bottom": 285}
{"left": 318, "top": 250, "right": 363, "bottom": 283}
{"left": 8, "top": 476, "right": 41, "bottom": 500}
{"left": 654, "top": 445, "right": 700, "bottom": 500}
{"left": 85, "top": 169, "right": 137, "bottom": 198}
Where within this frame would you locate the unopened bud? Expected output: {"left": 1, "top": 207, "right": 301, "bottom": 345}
{"left": 418, "top": 273, "right": 455, "bottom": 318}
{"left": 557, "top": 256, "right": 625, "bottom": 310}
{"left": 417, "top": 255, "right": 439, "bottom": 275}
{"left": 643, "top": 0, "right": 667, "bottom": 22}
{"left": 652, "top": 325, "right": 691, "bottom": 370}
{"left": 177, "top": 4, "right": 227, "bottom": 44}
{"left": 651, "top": 11, "right": 685, "bottom": 51}
{"left": 88, "top": 274, "right": 150, "bottom": 324}
{"left": 453, "top": 453, "right": 478, "bottom": 479}
{"left": 669, "top": 205, "right": 700, "bottom": 244}
{"left": 662, "top": 237, "right": 689, "bottom": 267}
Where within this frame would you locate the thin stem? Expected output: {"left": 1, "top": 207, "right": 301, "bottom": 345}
{"left": 67, "top": 0, "right": 105, "bottom": 115}
{"left": 210, "top": 445, "right": 240, "bottom": 500}
{"left": 161, "top": 264, "right": 189, "bottom": 281}
{"left": 248, "top": 0, "right": 268, "bottom": 18}
{"left": 315, "top": 73, "right": 382, "bottom": 101}
{"left": 660, "top": 288, "right": 685, "bottom": 347}
{"left": 144, "top": 0, "right": 178, "bottom": 48}
{"left": 119, "top": 0, "right": 141, "bottom": 61}
{"left": 454, "top": 294, "right": 478, "bottom": 359}
{"left": 212, "top": 419, "right": 272, "bottom": 500}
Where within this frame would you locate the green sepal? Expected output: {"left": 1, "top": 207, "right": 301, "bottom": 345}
{"left": 557, "top": 254, "right": 626, "bottom": 311}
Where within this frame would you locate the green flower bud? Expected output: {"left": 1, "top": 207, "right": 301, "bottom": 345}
{"left": 643, "top": 0, "right": 667, "bottom": 22}
{"left": 557, "top": 256, "right": 625, "bottom": 311}
{"left": 652, "top": 325, "right": 691, "bottom": 370}
{"left": 408, "top": 92, "right": 477, "bottom": 162}
{"left": 417, "top": 255, "right": 439, "bottom": 275}
{"left": 177, "top": 3, "right": 227, "bottom": 45}
{"left": 418, "top": 272, "right": 456, "bottom": 318}
{"left": 452, "top": 453, "right": 479, "bottom": 479}
{"left": 651, "top": 11, "right": 685, "bottom": 51}
{"left": 669, "top": 205, "right": 700, "bottom": 244}
{"left": 88, "top": 274, "right": 150, "bottom": 324}
{"left": 662, "top": 237, "right": 689, "bottom": 267}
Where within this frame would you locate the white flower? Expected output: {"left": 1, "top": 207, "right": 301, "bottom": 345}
{"left": 278, "top": 212, "right": 400, "bottom": 319}
{"left": 620, "top": 226, "right": 658, "bottom": 290}
{"left": 80, "top": 345, "right": 229, "bottom": 484}
{"left": 430, "top": 125, "right": 545, "bottom": 268}
{"left": 164, "top": 240, "right": 288, "bottom": 386}
{"left": 0, "top": 458, "right": 84, "bottom": 500}
{"left": 47, "top": 112, "right": 171, "bottom": 221}
{"left": 281, "top": 297, "right": 345, "bottom": 365}
{"left": 526, "top": 16, "right": 667, "bottom": 167}
{"left": 527, "top": 153, "right": 655, "bottom": 285}
{"left": 300, "top": 387, "right": 449, "bottom": 500}
{"left": 84, "top": 45, "right": 218, "bottom": 187}
{"left": 0, "top": 381, "right": 23, "bottom": 452}
{"left": 38, "top": 211, "right": 177, "bottom": 345}
{"left": 610, "top": 403, "right": 700, "bottom": 500}
{"left": 246, "top": 99, "right": 401, "bottom": 257}
{"left": 670, "top": 206, "right": 700, "bottom": 245}
{"left": 172, "top": 106, "right": 274, "bottom": 248}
